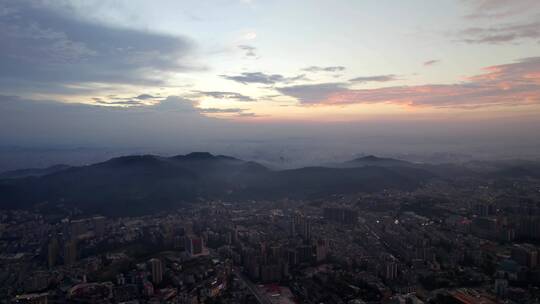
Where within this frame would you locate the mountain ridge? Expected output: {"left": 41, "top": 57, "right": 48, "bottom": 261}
{"left": 2, "top": 152, "right": 538, "bottom": 216}
{"left": 0, "top": 152, "right": 433, "bottom": 216}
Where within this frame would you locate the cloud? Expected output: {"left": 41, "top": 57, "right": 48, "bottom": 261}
{"left": 460, "top": 21, "right": 540, "bottom": 44}
{"left": 302, "top": 66, "right": 346, "bottom": 73}
{"left": 459, "top": 1, "right": 540, "bottom": 44}
{"left": 242, "top": 31, "right": 257, "bottom": 40}
{"left": 90, "top": 93, "right": 166, "bottom": 106}
{"left": 349, "top": 75, "right": 398, "bottom": 83}
{"left": 276, "top": 83, "right": 347, "bottom": 104}
{"left": 88, "top": 95, "right": 250, "bottom": 115}
{"left": 92, "top": 98, "right": 145, "bottom": 106}
{"left": 136, "top": 94, "right": 157, "bottom": 100}
{"left": 221, "top": 72, "right": 307, "bottom": 85}
{"left": 237, "top": 112, "right": 258, "bottom": 117}
{"left": 147, "top": 96, "right": 200, "bottom": 112}
{"left": 0, "top": 95, "right": 240, "bottom": 147}
{"left": 148, "top": 96, "right": 243, "bottom": 113}
{"left": 277, "top": 57, "right": 540, "bottom": 108}
{"left": 463, "top": 0, "right": 540, "bottom": 19}
{"left": 0, "top": 94, "right": 260, "bottom": 150}
{"left": 424, "top": 60, "right": 440, "bottom": 66}
{"left": 149, "top": 96, "right": 249, "bottom": 116}
{"left": 0, "top": 1, "right": 196, "bottom": 95}
{"left": 199, "top": 107, "right": 245, "bottom": 113}
{"left": 194, "top": 91, "right": 256, "bottom": 102}
{"left": 238, "top": 45, "right": 257, "bottom": 58}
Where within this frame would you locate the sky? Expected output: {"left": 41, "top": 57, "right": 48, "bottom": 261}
{"left": 1, "top": 0, "right": 540, "bottom": 168}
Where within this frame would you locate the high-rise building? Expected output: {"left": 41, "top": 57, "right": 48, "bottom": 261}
{"left": 495, "top": 278, "right": 508, "bottom": 297}
{"left": 383, "top": 261, "right": 398, "bottom": 281}
{"left": 149, "top": 258, "right": 163, "bottom": 285}
{"left": 300, "top": 218, "right": 311, "bottom": 241}
{"left": 143, "top": 281, "right": 154, "bottom": 297}
{"left": 116, "top": 273, "right": 126, "bottom": 285}
{"left": 185, "top": 235, "right": 204, "bottom": 256}
{"left": 47, "top": 236, "right": 59, "bottom": 268}
{"left": 291, "top": 213, "right": 311, "bottom": 241}
{"left": 64, "top": 239, "right": 78, "bottom": 266}
{"left": 93, "top": 216, "right": 106, "bottom": 236}
{"left": 260, "top": 264, "right": 282, "bottom": 283}
{"left": 511, "top": 243, "right": 538, "bottom": 268}
{"left": 316, "top": 239, "right": 328, "bottom": 262}
{"left": 324, "top": 207, "right": 358, "bottom": 225}
{"left": 289, "top": 217, "right": 296, "bottom": 237}
{"left": 296, "top": 245, "right": 314, "bottom": 263}
{"left": 287, "top": 249, "right": 298, "bottom": 266}
{"left": 25, "top": 271, "right": 49, "bottom": 292}
{"left": 70, "top": 219, "right": 89, "bottom": 237}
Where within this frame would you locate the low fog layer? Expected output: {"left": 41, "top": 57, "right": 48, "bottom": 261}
{"left": 1, "top": 95, "right": 539, "bottom": 172}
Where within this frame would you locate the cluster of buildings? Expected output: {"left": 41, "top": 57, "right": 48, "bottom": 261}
{"left": 1, "top": 176, "right": 540, "bottom": 303}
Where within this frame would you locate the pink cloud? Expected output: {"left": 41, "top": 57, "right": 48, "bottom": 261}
{"left": 277, "top": 57, "right": 540, "bottom": 109}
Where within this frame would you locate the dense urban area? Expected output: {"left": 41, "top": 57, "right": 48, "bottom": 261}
{"left": 2, "top": 174, "right": 540, "bottom": 304}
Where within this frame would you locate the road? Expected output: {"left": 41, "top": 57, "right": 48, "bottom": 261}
{"left": 233, "top": 267, "right": 273, "bottom": 304}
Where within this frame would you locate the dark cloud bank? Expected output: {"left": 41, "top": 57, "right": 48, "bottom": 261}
{"left": 0, "top": 1, "right": 197, "bottom": 95}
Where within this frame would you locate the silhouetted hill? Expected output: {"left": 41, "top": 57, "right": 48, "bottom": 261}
{"left": 172, "top": 152, "right": 236, "bottom": 161}
{"left": 7, "top": 153, "right": 537, "bottom": 216}
{"left": 323, "top": 155, "right": 417, "bottom": 169}
{"left": 245, "top": 165, "right": 434, "bottom": 199}
{"left": 494, "top": 164, "right": 540, "bottom": 179}
{"left": 0, "top": 164, "right": 71, "bottom": 179}
{"left": 334, "top": 155, "right": 540, "bottom": 180}
{"left": 343, "top": 155, "right": 412, "bottom": 167}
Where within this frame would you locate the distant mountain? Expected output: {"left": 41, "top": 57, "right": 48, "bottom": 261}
{"left": 0, "top": 164, "right": 71, "bottom": 179}
{"left": 344, "top": 155, "right": 412, "bottom": 167}
{"left": 323, "top": 155, "right": 413, "bottom": 169}
{"left": 494, "top": 164, "right": 540, "bottom": 179}
{"left": 0, "top": 152, "right": 435, "bottom": 216}
{"left": 339, "top": 155, "right": 540, "bottom": 180}
{"left": 251, "top": 165, "right": 434, "bottom": 199}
